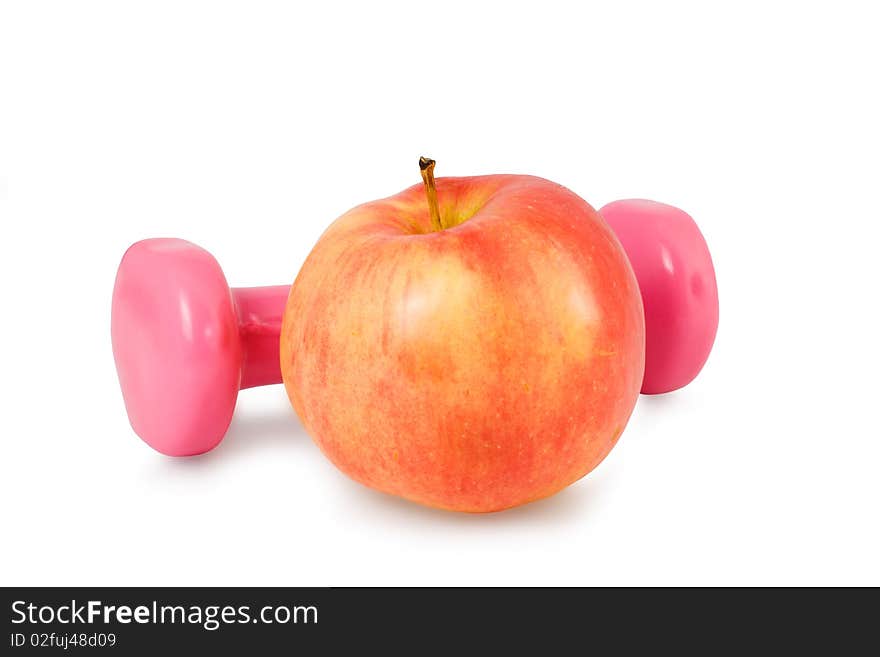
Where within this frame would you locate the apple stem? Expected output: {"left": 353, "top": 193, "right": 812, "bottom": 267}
{"left": 419, "top": 156, "right": 443, "bottom": 231}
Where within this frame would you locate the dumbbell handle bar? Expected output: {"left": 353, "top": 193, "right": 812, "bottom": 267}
{"left": 233, "top": 285, "right": 290, "bottom": 389}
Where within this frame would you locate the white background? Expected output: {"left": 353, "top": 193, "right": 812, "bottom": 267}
{"left": 1, "top": 1, "right": 878, "bottom": 586}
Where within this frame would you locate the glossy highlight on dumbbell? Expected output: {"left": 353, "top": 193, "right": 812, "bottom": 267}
{"left": 111, "top": 238, "right": 290, "bottom": 456}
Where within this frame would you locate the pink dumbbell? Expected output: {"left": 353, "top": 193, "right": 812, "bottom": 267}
{"left": 111, "top": 238, "right": 289, "bottom": 456}
{"left": 112, "top": 201, "right": 718, "bottom": 456}
{"left": 600, "top": 200, "right": 719, "bottom": 394}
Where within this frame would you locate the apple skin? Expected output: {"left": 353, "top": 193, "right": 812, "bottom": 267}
{"left": 600, "top": 200, "right": 718, "bottom": 394}
{"left": 281, "top": 175, "right": 645, "bottom": 512}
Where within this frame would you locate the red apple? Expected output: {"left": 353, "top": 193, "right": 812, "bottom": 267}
{"left": 281, "top": 160, "right": 645, "bottom": 512}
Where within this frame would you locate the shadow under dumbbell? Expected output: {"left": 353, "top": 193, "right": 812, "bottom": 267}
{"left": 637, "top": 392, "right": 684, "bottom": 411}
{"left": 219, "top": 408, "right": 308, "bottom": 457}
{"left": 158, "top": 390, "right": 310, "bottom": 467}
{"left": 625, "top": 390, "right": 694, "bottom": 442}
